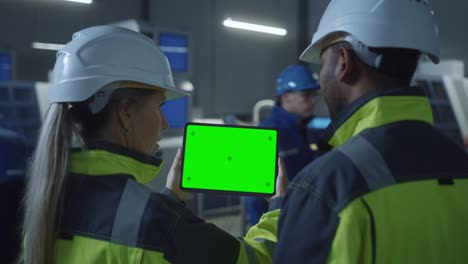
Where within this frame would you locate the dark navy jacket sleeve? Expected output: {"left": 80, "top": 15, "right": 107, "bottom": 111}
{"left": 273, "top": 186, "right": 339, "bottom": 263}
{"left": 274, "top": 149, "right": 364, "bottom": 263}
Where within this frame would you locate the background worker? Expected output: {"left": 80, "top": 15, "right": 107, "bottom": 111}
{"left": 246, "top": 64, "right": 320, "bottom": 226}
{"left": 21, "top": 25, "right": 287, "bottom": 264}
{"left": 274, "top": 0, "right": 468, "bottom": 263}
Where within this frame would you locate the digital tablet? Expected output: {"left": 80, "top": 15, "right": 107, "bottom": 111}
{"left": 181, "top": 122, "right": 278, "bottom": 196}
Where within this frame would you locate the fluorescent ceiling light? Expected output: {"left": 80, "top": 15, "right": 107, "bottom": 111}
{"left": 31, "top": 42, "right": 65, "bottom": 51}
{"left": 64, "top": 0, "right": 93, "bottom": 4}
{"left": 223, "top": 18, "right": 287, "bottom": 36}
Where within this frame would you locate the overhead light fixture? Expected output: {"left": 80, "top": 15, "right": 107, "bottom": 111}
{"left": 64, "top": 0, "right": 93, "bottom": 4}
{"left": 223, "top": 18, "right": 287, "bottom": 36}
{"left": 31, "top": 42, "right": 65, "bottom": 51}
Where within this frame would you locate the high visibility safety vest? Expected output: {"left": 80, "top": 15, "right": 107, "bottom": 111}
{"left": 274, "top": 88, "right": 468, "bottom": 263}
{"left": 55, "top": 141, "right": 279, "bottom": 263}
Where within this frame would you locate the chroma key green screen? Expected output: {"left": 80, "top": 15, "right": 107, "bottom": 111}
{"left": 181, "top": 123, "right": 278, "bottom": 196}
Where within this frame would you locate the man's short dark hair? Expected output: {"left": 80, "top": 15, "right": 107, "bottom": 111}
{"left": 369, "top": 47, "right": 420, "bottom": 85}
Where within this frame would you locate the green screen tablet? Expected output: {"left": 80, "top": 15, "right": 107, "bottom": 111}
{"left": 181, "top": 122, "right": 278, "bottom": 196}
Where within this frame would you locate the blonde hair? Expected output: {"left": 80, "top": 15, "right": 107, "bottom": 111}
{"left": 21, "top": 82, "right": 158, "bottom": 264}
{"left": 22, "top": 103, "right": 78, "bottom": 264}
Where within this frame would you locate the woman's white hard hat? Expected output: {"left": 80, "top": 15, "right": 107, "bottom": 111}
{"left": 49, "top": 25, "right": 187, "bottom": 105}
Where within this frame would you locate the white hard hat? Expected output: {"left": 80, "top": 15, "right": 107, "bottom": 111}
{"left": 49, "top": 25, "right": 187, "bottom": 106}
{"left": 300, "top": 0, "right": 440, "bottom": 65}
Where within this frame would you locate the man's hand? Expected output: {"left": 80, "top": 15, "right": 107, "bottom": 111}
{"left": 268, "top": 157, "right": 289, "bottom": 201}
{"left": 166, "top": 148, "right": 192, "bottom": 201}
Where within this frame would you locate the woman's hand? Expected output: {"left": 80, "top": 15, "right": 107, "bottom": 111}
{"left": 268, "top": 157, "right": 289, "bottom": 201}
{"left": 166, "top": 148, "right": 192, "bottom": 201}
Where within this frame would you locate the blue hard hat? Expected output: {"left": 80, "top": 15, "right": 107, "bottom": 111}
{"left": 276, "top": 64, "right": 320, "bottom": 96}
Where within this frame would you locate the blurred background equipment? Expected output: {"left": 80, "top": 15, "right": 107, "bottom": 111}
{"left": 0, "top": 81, "right": 41, "bottom": 154}
{"left": 0, "top": 127, "right": 27, "bottom": 263}
{"left": 0, "top": 52, "right": 13, "bottom": 81}
{"left": 414, "top": 60, "right": 468, "bottom": 146}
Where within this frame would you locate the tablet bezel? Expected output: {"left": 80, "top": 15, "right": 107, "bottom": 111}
{"left": 180, "top": 122, "right": 278, "bottom": 197}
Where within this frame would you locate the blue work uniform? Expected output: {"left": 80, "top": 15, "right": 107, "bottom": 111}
{"left": 246, "top": 104, "right": 317, "bottom": 226}
{"left": 261, "top": 104, "right": 317, "bottom": 179}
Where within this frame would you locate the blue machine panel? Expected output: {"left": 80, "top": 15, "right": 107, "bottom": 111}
{"left": 0, "top": 53, "right": 12, "bottom": 81}
{"left": 158, "top": 32, "right": 189, "bottom": 129}
{"left": 159, "top": 33, "right": 188, "bottom": 73}
{"left": 161, "top": 96, "right": 188, "bottom": 129}
{"left": 0, "top": 82, "right": 41, "bottom": 148}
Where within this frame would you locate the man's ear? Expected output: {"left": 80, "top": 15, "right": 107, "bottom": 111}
{"left": 335, "top": 47, "right": 357, "bottom": 84}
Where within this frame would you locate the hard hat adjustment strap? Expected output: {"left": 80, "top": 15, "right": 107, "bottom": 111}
{"left": 88, "top": 89, "right": 113, "bottom": 114}
{"left": 88, "top": 82, "right": 122, "bottom": 114}
{"left": 344, "top": 35, "right": 383, "bottom": 69}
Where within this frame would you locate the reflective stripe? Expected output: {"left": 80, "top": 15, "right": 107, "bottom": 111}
{"left": 279, "top": 148, "right": 300, "bottom": 158}
{"left": 6, "top": 169, "right": 25, "bottom": 176}
{"left": 240, "top": 238, "right": 256, "bottom": 264}
{"left": 338, "top": 135, "right": 395, "bottom": 191}
{"left": 254, "top": 238, "right": 276, "bottom": 256}
{"left": 111, "top": 179, "right": 151, "bottom": 246}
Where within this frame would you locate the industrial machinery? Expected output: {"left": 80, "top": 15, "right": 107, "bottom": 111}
{"left": 414, "top": 60, "right": 468, "bottom": 146}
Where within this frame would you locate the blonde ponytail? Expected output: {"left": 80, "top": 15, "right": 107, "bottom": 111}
{"left": 21, "top": 83, "right": 155, "bottom": 264}
{"left": 22, "top": 103, "right": 77, "bottom": 264}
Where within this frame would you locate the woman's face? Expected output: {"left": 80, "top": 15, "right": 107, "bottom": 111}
{"left": 128, "top": 90, "right": 168, "bottom": 155}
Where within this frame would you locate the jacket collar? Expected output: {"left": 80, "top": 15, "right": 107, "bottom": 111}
{"left": 324, "top": 87, "right": 434, "bottom": 148}
{"left": 70, "top": 141, "right": 164, "bottom": 184}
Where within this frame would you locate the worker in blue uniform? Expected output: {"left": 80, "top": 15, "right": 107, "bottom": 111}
{"left": 246, "top": 64, "right": 321, "bottom": 226}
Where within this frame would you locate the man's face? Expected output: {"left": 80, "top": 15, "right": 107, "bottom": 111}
{"left": 319, "top": 45, "right": 346, "bottom": 119}
{"left": 282, "top": 89, "right": 318, "bottom": 118}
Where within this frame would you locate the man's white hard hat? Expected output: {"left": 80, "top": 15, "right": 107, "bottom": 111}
{"left": 300, "top": 0, "right": 440, "bottom": 65}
